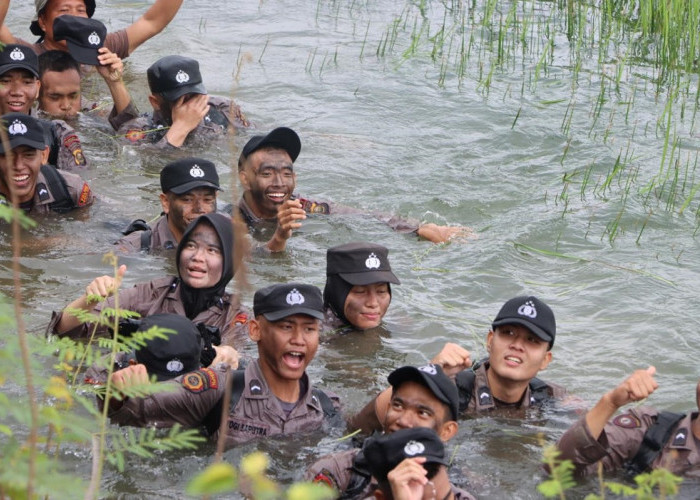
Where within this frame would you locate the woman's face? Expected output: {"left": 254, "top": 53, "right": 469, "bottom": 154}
{"left": 343, "top": 282, "right": 391, "bottom": 330}
{"left": 178, "top": 222, "right": 223, "bottom": 288}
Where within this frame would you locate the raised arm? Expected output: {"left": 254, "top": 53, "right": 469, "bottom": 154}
{"left": 96, "top": 47, "right": 130, "bottom": 116}
{"left": 0, "top": 0, "right": 16, "bottom": 44}
{"left": 125, "top": 0, "right": 184, "bottom": 55}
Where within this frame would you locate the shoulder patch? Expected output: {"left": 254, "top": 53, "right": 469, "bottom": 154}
{"left": 233, "top": 312, "right": 248, "bottom": 326}
{"left": 77, "top": 183, "right": 91, "bottom": 206}
{"left": 298, "top": 197, "right": 330, "bottom": 214}
{"left": 612, "top": 413, "right": 641, "bottom": 429}
{"left": 63, "top": 134, "right": 87, "bottom": 166}
{"left": 36, "top": 182, "right": 50, "bottom": 201}
{"left": 312, "top": 469, "right": 338, "bottom": 490}
{"left": 125, "top": 129, "right": 146, "bottom": 142}
{"left": 672, "top": 428, "right": 688, "bottom": 446}
{"left": 182, "top": 367, "right": 219, "bottom": 393}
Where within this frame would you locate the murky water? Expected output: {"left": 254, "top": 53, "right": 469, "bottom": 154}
{"left": 3, "top": 0, "right": 700, "bottom": 498}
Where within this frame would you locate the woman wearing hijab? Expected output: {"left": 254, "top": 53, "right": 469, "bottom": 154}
{"left": 49, "top": 213, "right": 248, "bottom": 361}
{"left": 323, "top": 242, "right": 400, "bottom": 334}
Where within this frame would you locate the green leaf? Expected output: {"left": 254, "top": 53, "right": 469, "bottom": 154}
{"left": 186, "top": 462, "right": 238, "bottom": 496}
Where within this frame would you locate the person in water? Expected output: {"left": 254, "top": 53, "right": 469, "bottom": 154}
{"left": 323, "top": 242, "right": 400, "bottom": 334}
{"left": 48, "top": 212, "right": 247, "bottom": 366}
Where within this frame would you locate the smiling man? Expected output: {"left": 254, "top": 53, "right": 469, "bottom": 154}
{"left": 102, "top": 283, "right": 342, "bottom": 448}
{"left": 235, "top": 127, "right": 472, "bottom": 253}
{"left": 306, "top": 364, "right": 459, "bottom": 498}
{"left": 349, "top": 296, "right": 568, "bottom": 435}
{"left": 0, "top": 112, "right": 92, "bottom": 214}
{"left": 115, "top": 157, "right": 221, "bottom": 253}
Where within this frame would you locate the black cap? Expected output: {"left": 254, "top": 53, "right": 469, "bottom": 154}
{"left": 240, "top": 127, "right": 301, "bottom": 164}
{"left": 326, "top": 242, "right": 400, "bottom": 286}
{"left": 0, "top": 113, "right": 47, "bottom": 154}
{"left": 160, "top": 157, "right": 222, "bottom": 195}
{"left": 491, "top": 295, "right": 556, "bottom": 346}
{"left": 147, "top": 55, "right": 206, "bottom": 102}
{"left": 363, "top": 427, "right": 448, "bottom": 482}
{"left": 253, "top": 283, "right": 324, "bottom": 321}
{"left": 31, "top": 0, "right": 97, "bottom": 37}
{"left": 388, "top": 364, "right": 459, "bottom": 421}
{"left": 133, "top": 314, "right": 202, "bottom": 381}
{"left": 0, "top": 44, "right": 39, "bottom": 78}
{"left": 53, "top": 15, "right": 106, "bottom": 66}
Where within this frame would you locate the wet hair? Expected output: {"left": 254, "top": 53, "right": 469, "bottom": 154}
{"left": 38, "top": 50, "right": 81, "bottom": 77}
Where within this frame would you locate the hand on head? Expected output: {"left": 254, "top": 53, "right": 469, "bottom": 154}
{"left": 171, "top": 93, "right": 210, "bottom": 131}
{"left": 431, "top": 342, "right": 472, "bottom": 378}
{"left": 608, "top": 366, "right": 658, "bottom": 409}
{"left": 386, "top": 457, "right": 430, "bottom": 500}
{"left": 210, "top": 345, "right": 240, "bottom": 369}
{"left": 110, "top": 363, "right": 149, "bottom": 394}
{"left": 86, "top": 264, "right": 126, "bottom": 300}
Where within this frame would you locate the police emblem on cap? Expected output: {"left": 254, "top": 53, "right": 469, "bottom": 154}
{"left": 517, "top": 300, "right": 537, "bottom": 319}
{"left": 88, "top": 31, "right": 101, "bottom": 45}
{"left": 286, "top": 288, "right": 305, "bottom": 306}
{"left": 8, "top": 119, "right": 27, "bottom": 135}
{"left": 166, "top": 359, "right": 184, "bottom": 373}
{"left": 404, "top": 441, "right": 425, "bottom": 456}
{"left": 418, "top": 364, "right": 437, "bottom": 376}
{"left": 9, "top": 47, "right": 25, "bottom": 61}
{"left": 175, "top": 70, "right": 190, "bottom": 83}
{"left": 365, "top": 252, "right": 381, "bottom": 269}
{"left": 189, "top": 165, "right": 205, "bottom": 178}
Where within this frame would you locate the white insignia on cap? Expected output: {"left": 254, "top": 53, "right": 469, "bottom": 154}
{"left": 189, "top": 165, "right": 205, "bottom": 178}
{"left": 8, "top": 119, "right": 27, "bottom": 135}
{"left": 175, "top": 70, "right": 190, "bottom": 84}
{"left": 365, "top": 252, "right": 381, "bottom": 269}
{"left": 9, "top": 47, "right": 25, "bottom": 61}
{"left": 404, "top": 441, "right": 425, "bottom": 456}
{"left": 88, "top": 31, "right": 101, "bottom": 45}
{"left": 286, "top": 288, "right": 305, "bottom": 306}
{"left": 517, "top": 300, "right": 537, "bottom": 319}
{"left": 418, "top": 364, "right": 437, "bottom": 376}
{"left": 166, "top": 359, "right": 184, "bottom": 373}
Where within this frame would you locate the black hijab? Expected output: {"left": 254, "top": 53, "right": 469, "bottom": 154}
{"left": 323, "top": 274, "right": 355, "bottom": 325}
{"left": 176, "top": 213, "right": 235, "bottom": 319}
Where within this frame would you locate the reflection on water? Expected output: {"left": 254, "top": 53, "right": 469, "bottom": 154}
{"left": 3, "top": 0, "right": 700, "bottom": 496}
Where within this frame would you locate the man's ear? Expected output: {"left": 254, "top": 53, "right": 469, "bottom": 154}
{"left": 539, "top": 350, "right": 552, "bottom": 371}
{"left": 248, "top": 318, "right": 261, "bottom": 342}
{"left": 438, "top": 420, "right": 458, "bottom": 441}
{"left": 159, "top": 192, "right": 170, "bottom": 214}
{"left": 40, "top": 146, "right": 50, "bottom": 165}
{"left": 148, "top": 94, "right": 161, "bottom": 111}
{"left": 486, "top": 330, "right": 494, "bottom": 352}
{"left": 238, "top": 167, "right": 250, "bottom": 190}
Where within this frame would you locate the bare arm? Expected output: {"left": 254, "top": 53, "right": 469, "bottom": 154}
{"left": 585, "top": 366, "right": 658, "bottom": 439}
{"left": 96, "top": 48, "right": 131, "bottom": 116}
{"left": 0, "top": 0, "right": 15, "bottom": 45}
{"left": 56, "top": 264, "right": 127, "bottom": 334}
{"left": 125, "top": 0, "right": 184, "bottom": 55}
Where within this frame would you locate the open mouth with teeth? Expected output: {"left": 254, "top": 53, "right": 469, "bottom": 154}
{"left": 266, "top": 191, "right": 288, "bottom": 203}
{"left": 6, "top": 101, "right": 27, "bottom": 112}
{"left": 504, "top": 355, "right": 523, "bottom": 366}
{"left": 13, "top": 173, "right": 31, "bottom": 187}
{"left": 283, "top": 351, "right": 305, "bottom": 370}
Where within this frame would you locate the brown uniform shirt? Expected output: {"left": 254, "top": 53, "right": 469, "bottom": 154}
{"left": 107, "top": 359, "right": 342, "bottom": 448}
{"left": 114, "top": 214, "right": 177, "bottom": 253}
{"left": 557, "top": 408, "right": 700, "bottom": 478}
{"left": 47, "top": 276, "right": 250, "bottom": 348}
{"left": 32, "top": 109, "right": 89, "bottom": 171}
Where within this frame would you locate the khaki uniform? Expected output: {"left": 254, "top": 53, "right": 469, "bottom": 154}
{"left": 106, "top": 360, "right": 342, "bottom": 448}
{"left": 557, "top": 408, "right": 700, "bottom": 478}
{"left": 114, "top": 214, "right": 177, "bottom": 253}
{"left": 48, "top": 276, "right": 250, "bottom": 348}
{"left": 459, "top": 361, "right": 567, "bottom": 412}
{"left": 17, "top": 30, "right": 129, "bottom": 58}
{"left": 32, "top": 110, "right": 89, "bottom": 171}
{"left": 109, "top": 96, "right": 249, "bottom": 148}
{"left": 0, "top": 166, "right": 93, "bottom": 215}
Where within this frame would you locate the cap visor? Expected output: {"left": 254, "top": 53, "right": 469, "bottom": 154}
{"left": 388, "top": 367, "right": 451, "bottom": 408}
{"left": 66, "top": 41, "right": 100, "bottom": 66}
{"left": 160, "top": 83, "right": 207, "bottom": 102}
{"left": 491, "top": 318, "right": 552, "bottom": 342}
{"left": 168, "top": 180, "right": 222, "bottom": 195}
{"left": 0, "top": 138, "right": 46, "bottom": 154}
{"left": 262, "top": 308, "right": 324, "bottom": 322}
{"left": 0, "top": 63, "right": 38, "bottom": 78}
{"left": 338, "top": 270, "right": 400, "bottom": 286}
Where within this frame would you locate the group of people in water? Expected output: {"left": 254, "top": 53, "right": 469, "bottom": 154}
{"left": 2, "top": 1, "right": 699, "bottom": 498}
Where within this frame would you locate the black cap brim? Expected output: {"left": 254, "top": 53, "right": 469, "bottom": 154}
{"left": 241, "top": 127, "right": 301, "bottom": 163}
{"left": 65, "top": 40, "right": 99, "bottom": 65}
{"left": 0, "top": 63, "right": 38, "bottom": 78}
{"left": 388, "top": 366, "right": 457, "bottom": 420}
{"left": 0, "top": 137, "right": 47, "bottom": 154}
{"left": 338, "top": 270, "right": 400, "bottom": 286}
{"left": 262, "top": 308, "right": 325, "bottom": 322}
{"left": 160, "top": 83, "right": 207, "bottom": 102}
{"left": 491, "top": 317, "right": 553, "bottom": 343}
{"left": 168, "top": 180, "right": 222, "bottom": 195}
